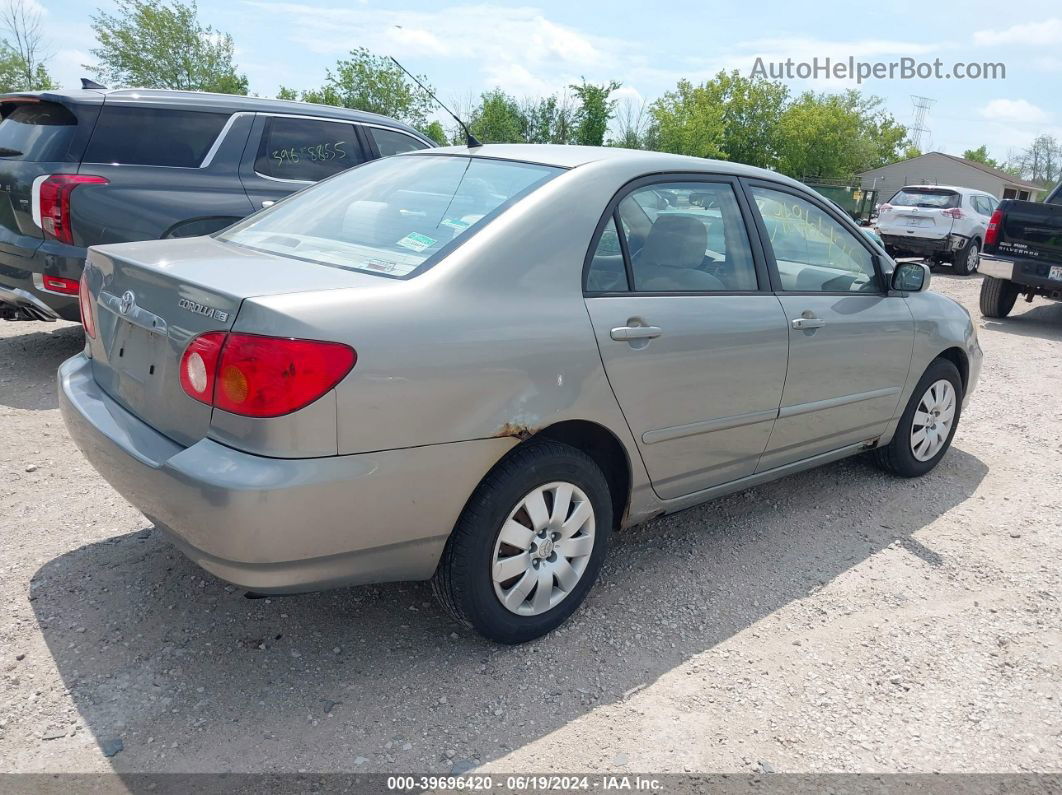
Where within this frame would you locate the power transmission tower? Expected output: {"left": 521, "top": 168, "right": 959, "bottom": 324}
{"left": 910, "top": 95, "right": 935, "bottom": 152}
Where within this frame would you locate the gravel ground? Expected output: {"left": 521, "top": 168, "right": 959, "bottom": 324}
{"left": 1, "top": 272, "right": 1060, "bottom": 775}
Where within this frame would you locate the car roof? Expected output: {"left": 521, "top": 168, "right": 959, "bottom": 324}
{"left": 407, "top": 143, "right": 807, "bottom": 183}
{"left": 0, "top": 87, "right": 430, "bottom": 140}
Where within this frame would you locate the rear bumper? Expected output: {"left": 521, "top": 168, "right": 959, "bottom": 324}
{"left": 981, "top": 255, "right": 1062, "bottom": 297}
{"left": 881, "top": 232, "right": 967, "bottom": 257}
{"left": 0, "top": 244, "right": 86, "bottom": 321}
{"left": 59, "top": 353, "right": 514, "bottom": 593}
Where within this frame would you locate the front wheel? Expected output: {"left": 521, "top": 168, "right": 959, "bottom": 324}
{"left": 873, "top": 358, "right": 963, "bottom": 478}
{"left": 433, "top": 440, "right": 612, "bottom": 643}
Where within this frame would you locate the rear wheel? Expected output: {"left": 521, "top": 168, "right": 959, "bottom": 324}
{"left": 980, "top": 276, "right": 1020, "bottom": 318}
{"left": 433, "top": 440, "right": 612, "bottom": 643}
{"left": 954, "top": 239, "right": 979, "bottom": 275}
{"left": 873, "top": 358, "right": 963, "bottom": 478}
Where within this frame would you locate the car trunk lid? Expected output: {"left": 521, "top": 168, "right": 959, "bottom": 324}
{"left": 85, "top": 236, "right": 383, "bottom": 447}
{"left": 878, "top": 188, "right": 959, "bottom": 240}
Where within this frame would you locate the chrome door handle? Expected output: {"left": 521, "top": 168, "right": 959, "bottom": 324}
{"left": 611, "top": 325, "right": 662, "bottom": 341}
{"left": 791, "top": 316, "right": 826, "bottom": 330}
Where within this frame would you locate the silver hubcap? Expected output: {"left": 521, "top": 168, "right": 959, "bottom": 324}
{"left": 910, "top": 379, "right": 956, "bottom": 461}
{"left": 968, "top": 244, "right": 979, "bottom": 271}
{"left": 491, "top": 481, "right": 596, "bottom": 616}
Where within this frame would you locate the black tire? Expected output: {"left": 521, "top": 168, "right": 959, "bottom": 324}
{"left": 432, "top": 439, "right": 612, "bottom": 644}
{"left": 954, "top": 238, "right": 979, "bottom": 275}
{"left": 873, "top": 358, "right": 963, "bottom": 478}
{"left": 980, "top": 276, "right": 1019, "bottom": 318}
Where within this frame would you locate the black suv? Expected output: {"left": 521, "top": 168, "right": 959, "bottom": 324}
{"left": 0, "top": 85, "right": 433, "bottom": 322}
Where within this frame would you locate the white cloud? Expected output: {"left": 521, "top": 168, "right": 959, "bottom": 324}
{"left": 973, "top": 18, "right": 1062, "bottom": 46}
{"left": 978, "top": 98, "right": 1050, "bottom": 124}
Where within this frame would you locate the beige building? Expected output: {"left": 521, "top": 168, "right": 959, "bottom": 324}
{"left": 859, "top": 152, "right": 1043, "bottom": 204}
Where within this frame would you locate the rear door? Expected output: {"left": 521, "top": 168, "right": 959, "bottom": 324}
{"left": 0, "top": 96, "right": 99, "bottom": 257}
{"left": 745, "top": 181, "right": 914, "bottom": 470}
{"left": 239, "top": 114, "right": 370, "bottom": 210}
{"left": 584, "top": 175, "right": 790, "bottom": 500}
{"left": 74, "top": 101, "right": 257, "bottom": 242}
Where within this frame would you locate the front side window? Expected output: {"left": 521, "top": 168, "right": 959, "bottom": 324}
{"left": 597, "top": 181, "right": 757, "bottom": 293}
{"left": 751, "top": 186, "right": 879, "bottom": 293}
{"left": 220, "top": 154, "right": 562, "bottom": 278}
{"left": 255, "top": 117, "right": 364, "bottom": 181}
{"left": 371, "top": 127, "right": 428, "bottom": 157}
{"left": 83, "top": 107, "right": 229, "bottom": 167}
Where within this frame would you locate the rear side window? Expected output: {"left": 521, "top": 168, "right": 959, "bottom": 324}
{"left": 371, "top": 127, "right": 428, "bottom": 157}
{"left": 889, "top": 188, "right": 959, "bottom": 209}
{"left": 255, "top": 117, "right": 364, "bottom": 182}
{"left": 0, "top": 102, "right": 78, "bottom": 162}
{"left": 84, "top": 106, "right": 229, "bottom": 167}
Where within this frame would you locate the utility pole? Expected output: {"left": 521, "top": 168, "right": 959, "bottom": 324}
{"left": 910, "top": 95, "right": 935, "bottom": 152}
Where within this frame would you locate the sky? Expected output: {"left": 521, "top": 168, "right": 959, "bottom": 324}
{"left": 33, "top": 0, "right": 1062, "bottom": 163}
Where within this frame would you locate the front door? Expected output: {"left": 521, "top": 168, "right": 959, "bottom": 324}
{"left": 584, "top": 178, "right": 790, "bottom": 500}
{"left": 744, "top": 182, "right": 915, "bottom": 470}
{"left": 238, "top": 114, "right": 370, "bottom": 211}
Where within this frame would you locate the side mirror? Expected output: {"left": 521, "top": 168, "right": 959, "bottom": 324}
{"left": 892, "top": 261, "right": 931, "bottom": 293}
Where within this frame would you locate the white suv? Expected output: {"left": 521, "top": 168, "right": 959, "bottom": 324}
{"left": 876, "top": 185, "right": 998, "bottom": 275}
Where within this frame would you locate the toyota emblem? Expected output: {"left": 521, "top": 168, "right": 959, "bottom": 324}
{"left": 119, "top": 290, "right": 135, "bottom": 315}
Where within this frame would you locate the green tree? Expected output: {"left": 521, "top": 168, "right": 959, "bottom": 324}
{"left": 902, "top": 144, "right": 922, "bottom": 160}
{"left": 570, "top": 78, "right": 620, "bottom": 146}
{"left": 775, "top": 90, "right": 907, "bottom": 179}
{"left": 647, "top": 79, "right": 725, "bottom": 159}
{"left": 469, "top": 88, "right": 526, "bottom": 143}
{"left": 0, "top": 0, "right": 57, "bottom": 92}
{"left": 420, "top": 119, "right": 448, "bottom": 146}
{"left": 522, "top": 94, "right": 575, "bottom": 144}
{"left": 962, "top": 145, "right": 999, "bottom": 169}
{"left": 276, "top": 85, "right": 298, "bottom": 101}
{"left": 88, "top": 0, "right": 248, "bottom": 93}
{"left": 701, "top": 70, "right": 788, "bottom": 168}
{"left": 293, "top": 49, "right": 436, "bottom": 127}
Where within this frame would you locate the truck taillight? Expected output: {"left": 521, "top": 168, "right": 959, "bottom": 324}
{"left": 78, "top": 271, "right": 96, "bottom": 338}
{"left": 985, "top": 208, "right": 1003, "bottom": 246}
{"left": 940, "top": 207, "right": 964, "bottom": 219}
{"left": 34, "top": 174, "right": 108, "bottom": 245}
{"left": 180, "top": 332, "right": 356, "bottom": 418}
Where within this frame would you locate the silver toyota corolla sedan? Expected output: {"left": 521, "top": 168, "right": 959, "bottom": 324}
{"left": 60, "top": 145, "right": 982, "bottom": 643}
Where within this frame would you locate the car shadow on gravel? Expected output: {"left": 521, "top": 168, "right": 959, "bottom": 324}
{"left": 31, "top": 447, "right": 987, "bottom": 775}
{"left": 981, "top": 300, "right": 1062, "bottom": 341}
{"left": 0, "top": 323, "right": 83, "bottom": 410}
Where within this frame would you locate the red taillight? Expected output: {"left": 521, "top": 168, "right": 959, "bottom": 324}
{"left": 179, "top": 332, "right": 356, "bottom": 418}
{"left": 985, "top": 208, "right": 1003, "bottom": 246}
{"left": 36, "top": 274, "right": 80, "bottom": 294}
{"left": 78, "top": 271, "right": 96, "bottom": 338}
{"left": 940, "top": 207, "right": 964, "bottom": 219}
{"left": 37, "top": 174, "right": 108, "bottom": 245}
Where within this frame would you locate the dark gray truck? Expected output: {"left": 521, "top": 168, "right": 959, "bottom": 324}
{"left": 0, "top": 85, "right": 433, "bottom": 322}
{"left": 980, "top": 181, "right": 1062, "bottom": 317}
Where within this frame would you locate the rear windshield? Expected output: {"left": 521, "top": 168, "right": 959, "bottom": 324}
{"left": 83, "top": 106, "right": 229, "bottom": 167}
{"left": 218, "top": 154, "right": 563, "bottom": 278}
{"left": 0, "top": 101, "right": 78, "bottom": 162}
{"left": 889, "top": 188, "right": 960, "bottom": 209}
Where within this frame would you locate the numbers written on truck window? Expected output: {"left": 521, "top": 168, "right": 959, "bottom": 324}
{"left": 271, "top": 141, "right": 348, "bottom": 166}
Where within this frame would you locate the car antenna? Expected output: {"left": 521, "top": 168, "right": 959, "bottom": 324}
{"left": 388, "top": 56, "right": 482, "bottom": 148}
{"left": 80, "top": 77, "right": 107, "bottom": 90}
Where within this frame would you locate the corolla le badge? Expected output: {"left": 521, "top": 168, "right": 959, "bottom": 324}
{"left": 119, "top": 290, "right": 135, "bottom": 315}
{"left": 177, "top": 297, "right": 229, "bottom": 322}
